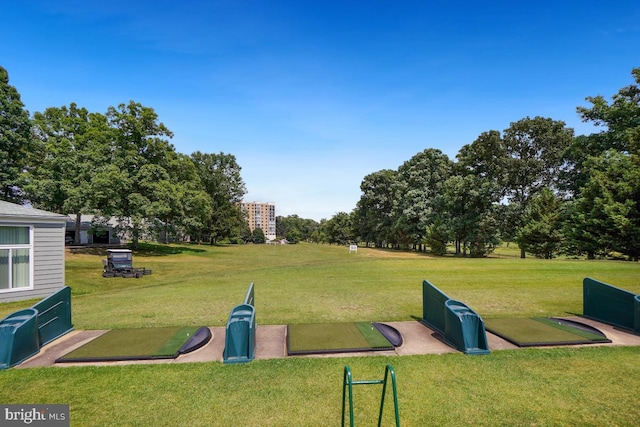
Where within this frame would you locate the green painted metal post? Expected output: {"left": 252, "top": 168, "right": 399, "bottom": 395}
{"left": 378, "top": 365, "right": 400, "bottom": 427}
{"left": 342, "top": 365, "right": 400, "bottom": 427}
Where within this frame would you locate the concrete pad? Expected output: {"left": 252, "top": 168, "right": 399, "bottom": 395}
{"left": 564, "top": 317, "right": 640, "bottom": 347}
{"left": 255, "top": 325, "right": 287, "bottom": 360}
{"left": 14, "top": 318, "right": 640, "bottom": 368}
{"left": 387, "top": 321, "right": 458, "bottom": 355}
{"left": 17, "top": 330, "right": 108, "bottom": 369}
{"left": 177, "top": 325, "right": 288, "bottom": 363}
{"left": 174, "top": 327, "right": 223, "bottom": 363}
{"left": 487, "top": 331, "right": 519, "bottom": 351}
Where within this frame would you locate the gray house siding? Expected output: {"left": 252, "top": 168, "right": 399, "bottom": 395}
{"left": 0, "top": 201, "right": 67, "bottom": 303}
{"left": 31, "top": 223, "right": 66, "bottom": 300}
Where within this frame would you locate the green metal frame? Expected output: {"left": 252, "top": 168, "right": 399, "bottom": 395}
{"left": 342, "top": 364, "right": 400, "bottom": 427}
{"left": 32, "top": 286, "right": 73, "bottom": 346}
{"left": 422, "top": 279, "right": 490, "bottom": 355}
{"left": 243, "top": 282, "right": 254, "bottom": 306}
{"left": 0, "top": 286, "right": 74, "bottom": 369}
{"left": 223, "top": 283, "right": 256, "bottom": 364}
{"left": 583, "top": 277, "right": 640, "bottom": 333}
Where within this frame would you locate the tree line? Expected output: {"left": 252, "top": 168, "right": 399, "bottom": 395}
{"left": 1, "top": 66, "right": 247, "bottom": 246}
{"left": 2, "top": 65, "right": 639, "bottom": 259}
{"left": 317, "top": 67, "right": 639, "bottom": 260}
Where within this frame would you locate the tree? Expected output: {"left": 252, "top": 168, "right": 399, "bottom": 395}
{"left": 98, "top": 100, "right": 176, "bottom": 247}
{"left": 239, "top": 221, "right": 252, "bottom": 243}
{"left": 567, "top": 68, "right": 640, "bottom": 260}
{"left": 568, "top": 152, "right": 640, "bottom": 260}
{"left": 392, "top": 149, "right": 453, "bottom": 250}
{"left": 27, "top": 104, "right": 111, "bottom": 243}
{"left": 515, "top": 188, "right": 565, "bottom": 259}
{"left": 576, "top": 67, "right": 640, "bottom": 156}
{"left": 0, "top": 66, "right": 33, "bottom": 202}
{"left": 424, "top": 218, "right": 449, "bottom": 256}
{"left": 353, "top": 169, "right": 397, "bottom": 247}
{"left": 442, "top": 174, "right": 500, "bottom": 257}
{"left": 276, "top": 215, "right": 320, "bottom": 243}
{"left": 502, "top": 116, "right": 574, "bottom": 257}
{"left": 190, "top": 152, "right": 246, "bottom": 244}
{"left": 251, "top": 227, "right": 265, "bottom": 244}
{"left": 456, "top": 130, "right": 505, "bottom": 184}
{"left": 139, "top": 153, "right": 212, "bottom": 244}
{"left": 564, "top": 69, "right": 640, "bottom": 197}
{"left": 322, "top": 212, "right": 354, "bottom": 245}
{"left": 171, "top": 154, "right": 213, "bottom": 243}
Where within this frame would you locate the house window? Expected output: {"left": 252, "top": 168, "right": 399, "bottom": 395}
{"left": 0, "top": 226, "right": 33, "bottom": 291}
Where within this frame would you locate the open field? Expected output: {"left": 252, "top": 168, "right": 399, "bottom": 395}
{"left": 1, "top": 243, "right": 639, "bottom": 426}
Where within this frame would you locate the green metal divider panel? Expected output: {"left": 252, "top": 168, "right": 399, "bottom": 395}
{"left": 223, "top": 303, "right": 256, "bottom": 364}
{"left": 0, "top": 287, "right": 74, "bottom": 369}
{"left": 32, "top": 286, "right": 73, "bottom": 346}
{"left": 635, "top": 295, "right": 640, "bottom": 333}
{"left": 583, "top": 277, "right": 639, "bottom": 332}
{"left": 422, "top": 280, "right": 449, "bottom": 333}
{"left": 422, "top": 280, "right": 490, "bottom": 355}
{"left": 444, "top": 299, "right": 490, "bottom": 355}
{"left": 0, "top": 308, "right": 40, "bottom": 369}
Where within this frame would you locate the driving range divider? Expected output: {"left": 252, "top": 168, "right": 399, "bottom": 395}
{"left": 342, "top": 364, "right": 400, "bottom": 427}
{"left": 421, "top": 279, "right": 490, "bottom": 355}
{"left": 0, "top": 286, "right": 73, "bottom": 369}
{"left": 223, "top": 282, "right": 256, "bottom": 364}
{"left": 583, "top": 277, "right": 640, "bottom": 334}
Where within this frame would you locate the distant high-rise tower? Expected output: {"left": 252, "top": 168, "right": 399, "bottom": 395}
{"left": 240, "top": 202, "right": 276, "bottom": 241}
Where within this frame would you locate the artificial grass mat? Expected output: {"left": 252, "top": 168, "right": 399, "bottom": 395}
{"left": 484, "top": 317, "right": 611, "bottom": 347}
{"left": 287, "top": 322, "right": 394, "bottom": 355}
{"left": 57, "top": 326, "right": 201, "bottom": 362}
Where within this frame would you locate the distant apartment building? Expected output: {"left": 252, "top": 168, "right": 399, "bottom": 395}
{"left": 240, "top": 202, "right": 276, "bottom": 241}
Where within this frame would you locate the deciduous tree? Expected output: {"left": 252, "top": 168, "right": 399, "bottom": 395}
{"left": 353, "top": 169, "right": 397, "bottom": 247}
{"left": 502, "top": 116, "right": 574, "bottom": 257}
{"left": 0, "top": 66, "right": 33, "bottom": 202}
{"left": 100, "top": 101, "right": 176, "bottom": 247}
{"left": 392, "top": 149, "right": 453, "bottom": 250}
{"left": 190, "top": 151, "right": 246, "bottom": 244}
{"left": 27, "top": 104, "right": 111, "bottom": 243}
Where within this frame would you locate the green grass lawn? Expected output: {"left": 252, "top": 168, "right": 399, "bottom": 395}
{"left": 1, "top": 243, "right": 639, "bottom": 426}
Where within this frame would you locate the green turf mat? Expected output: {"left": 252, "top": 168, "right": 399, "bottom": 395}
{"left": 534, "top": 318, "right": 610, "bottom": 341}
{"left": 485, "top": 318, "right": 610, "bottom": 347}
{"left": 287, "top": 322, "right": 394, "bottom": 355}
{"left": 57, "top": 327, "right": 200, "bottom": 362}
{"left": 355, "top": 322, "right": 396, "bottom": 348}
{"left": 153, "top": 327, "right": 201, "bottom": 356}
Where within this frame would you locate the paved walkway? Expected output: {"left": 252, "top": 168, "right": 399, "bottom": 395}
{"left": 17, "top": 318, "right": 640, "bottom": 369}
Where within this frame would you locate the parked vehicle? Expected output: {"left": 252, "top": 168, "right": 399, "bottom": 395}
{"left": 102, "top": 249, "right": 152, "bottom": 278}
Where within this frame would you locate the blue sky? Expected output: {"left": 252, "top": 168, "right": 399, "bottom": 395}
{"left": 2, "top": 1, "right": 639, "bottom": 221}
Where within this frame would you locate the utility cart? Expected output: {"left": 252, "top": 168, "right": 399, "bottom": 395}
{"left": 102, "top": 249, "right": 152, "bottom": 278}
